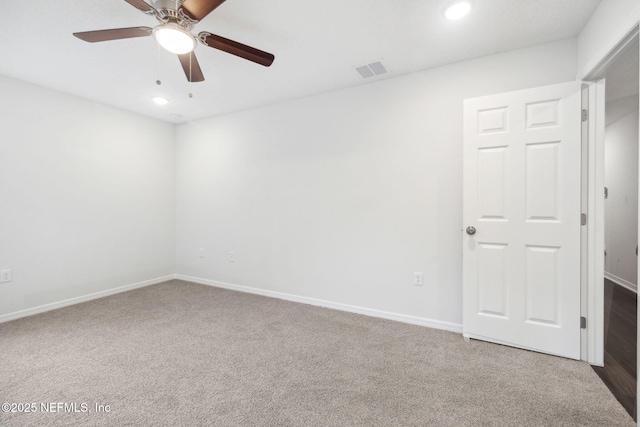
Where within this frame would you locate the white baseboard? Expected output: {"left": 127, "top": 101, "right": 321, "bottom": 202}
{"left": 1, "top": 273, "right": 463, "bottom": 334}
{"left": 604, "top": 272, "right": 637, "bottom": 293}
{"left": 176, "top": 274, "right": 463, "bottom": 334}
{"left": 0, "top": 274, "right": 176, "bottom": 324}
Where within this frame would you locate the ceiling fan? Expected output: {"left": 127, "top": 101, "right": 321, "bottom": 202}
{"left": 73, "top": 0, "right": 275, "bottom": 82}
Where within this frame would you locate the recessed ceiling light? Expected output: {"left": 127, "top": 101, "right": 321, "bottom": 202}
{"left": 153, "top": 97, "right": 169, "bottom": 106}
{"left": 444, "top": 1, "right": 472, "bottom": 20}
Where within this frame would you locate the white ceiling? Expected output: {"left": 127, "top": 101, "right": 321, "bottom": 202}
{"left": 0, "top": 0, "right": 601, "bottom": 123}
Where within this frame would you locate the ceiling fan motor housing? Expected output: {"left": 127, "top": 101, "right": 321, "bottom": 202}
{"left": 151, "top": 0, "right": 185, "bottom": 11}
{"left": 151, "top": 0, "right": 198, "bottom": 28}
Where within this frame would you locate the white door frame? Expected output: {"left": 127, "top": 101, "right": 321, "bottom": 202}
{"left": 583, "top": 78, "right": 606, "bottom": 366}
{"left": 576, "top": 11, "right": 639, "bottom": 372}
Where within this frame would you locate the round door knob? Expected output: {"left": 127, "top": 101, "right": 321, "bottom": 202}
{"left": 466, "top": 226, "right": 477, "bottom": 235}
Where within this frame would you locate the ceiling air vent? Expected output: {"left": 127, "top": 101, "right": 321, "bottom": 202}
{"left": 354, "top": 60, "right": 389, "bottom": 79}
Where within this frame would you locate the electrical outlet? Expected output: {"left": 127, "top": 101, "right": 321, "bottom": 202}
{"left": 0, "top": 269, "right": 12, "bottom": 283}
{"left": 199, "top": 248, "right": 204, "bottom": 258}
{"left": 228, "top": 251, "right": 235, "bottom": 262}
{"left": 414, "top": 272, "right": 423, "bottom": 286}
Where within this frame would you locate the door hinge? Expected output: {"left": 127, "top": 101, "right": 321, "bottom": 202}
{"left": 580, "top": 316, "right": 587, "bottom": 329}
{"left": 582, "top": 109, "right": 588, "bottom": 122}
{"left": 604, "top": 187, "right": 608, "bottom": 199}
{"left": 581, "top": 213, "right": 587, "bottom": 226}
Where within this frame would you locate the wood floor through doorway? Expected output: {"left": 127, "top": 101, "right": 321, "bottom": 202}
{"left": 592, "top": 278, "right": 637, "bottom": 420}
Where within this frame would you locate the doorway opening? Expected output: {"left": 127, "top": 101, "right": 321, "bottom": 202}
{"left": 590, "top": 34, "right": 639, "bottom": 420}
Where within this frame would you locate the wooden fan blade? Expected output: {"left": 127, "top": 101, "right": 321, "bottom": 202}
{"left": 178, "top": 52, "right": 205, "bottom": 82}
{"left": 124, "top": 0, "right": 157, "bottom": 14}
{"left": 73, "top": 27, "right": 152, "bottom": 43}
{"left": 181, "top": 0, "right": 227, "bottom": 21}
{"left": 198, "top": 32, "right": 274, "bottom": 67}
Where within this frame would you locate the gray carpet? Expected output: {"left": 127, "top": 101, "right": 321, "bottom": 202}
{"left": 0, "top": 280, "right": 634, "bottom": 426}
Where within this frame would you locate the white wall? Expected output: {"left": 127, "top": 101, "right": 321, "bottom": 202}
{"left": 577, "top": 0, "right": 640, "bottom": 78}
{"left": 0, "top": 75, "right": 176, "bottom": 320}
{"left": 175, "top": 39, "right": 578, "bottom": 327}
{"left": 604, "top": 108, "right": 639, "bottom": 289}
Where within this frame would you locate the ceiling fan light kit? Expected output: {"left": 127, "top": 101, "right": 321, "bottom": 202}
{"left": 73, "top": 0, "right": 275, "bottom": 82}
{"left": 153, "top": 23, "right": 196, "bottom": 54}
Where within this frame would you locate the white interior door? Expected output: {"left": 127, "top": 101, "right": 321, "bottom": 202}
{"left": 463, "top": 81, "right": 583, "bottom": 360}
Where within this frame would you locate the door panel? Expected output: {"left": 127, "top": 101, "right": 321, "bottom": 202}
{"left": 478, "top": 147, "right": 507, "bottom": 219}
{"left": 525, "top": 245, "right": 559, "bottom": 326}
{"left": 526, "top": 142, "right": 560, "bottom": 220}
{"left": 463, "top": 81, "right": 582, "bottom": 359}
{"left": 477, "top": 243, "right": 508, "bottom": 318}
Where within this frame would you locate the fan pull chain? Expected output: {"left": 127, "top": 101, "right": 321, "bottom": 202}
{"left": 155, "top": 41, "right": 162, "bottom": 85}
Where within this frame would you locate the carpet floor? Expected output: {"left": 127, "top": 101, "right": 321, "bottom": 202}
{"left": 0, "top": 279, "right": 635, "bottom": 426}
